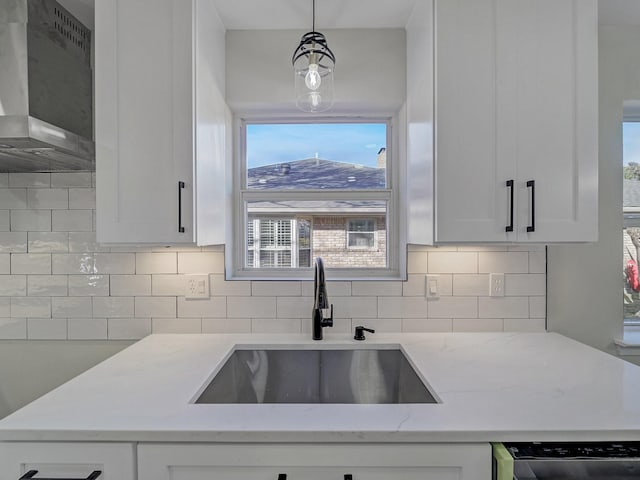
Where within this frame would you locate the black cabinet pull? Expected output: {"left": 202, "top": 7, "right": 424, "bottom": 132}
{"left": 19, "top": 471, "right": 101, "bottom": 480}
{"left": 178, "top": 180, "right": 185, "bottom": 233}
{"left": 526, "top": 180, "right": 535, "bottom": 233}
{"left": 344, "top": 475, "right": 353, "bottom": 480}
{"left": 505, "top": 179, "right": 514, "bottom": 232}
{"left": 277, "top": 475, "right": 287, "bottom": 480}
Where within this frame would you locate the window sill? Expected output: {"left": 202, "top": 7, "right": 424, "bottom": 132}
{"left": 615, "top": 326, "right": 640, "bottom": 356}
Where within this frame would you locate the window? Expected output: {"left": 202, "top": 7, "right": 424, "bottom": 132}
{"left": 623, "top": 111, "right": 640, "bottom": 325}
{"left": 233, "top": 119, "right": 398, "bottom": 279}
{"left": 347, "top": 219, "right": 376, "bottom": 249}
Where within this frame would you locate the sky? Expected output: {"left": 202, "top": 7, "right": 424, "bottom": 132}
{"left": 624, "top": 122, "right": 640, "bottom": 166}
{"left": 246, "top": 123, "right": 387, "bottom": 169}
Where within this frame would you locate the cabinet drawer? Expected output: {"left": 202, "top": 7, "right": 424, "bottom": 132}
{"left": 0, "top": 442, "right": 135, "bottom": 480}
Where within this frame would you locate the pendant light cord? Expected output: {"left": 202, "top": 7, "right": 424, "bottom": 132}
{"left": 312, "top": 0, "right": 316, "bottom": 32}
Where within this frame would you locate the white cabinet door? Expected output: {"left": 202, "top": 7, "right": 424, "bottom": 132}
{"left": 138, "top": 443, "right": 491, "bottom": 480}
{"left": 423, "top": 0, "right": 597, "bottom": 243}
{"left": 95, "top": 0, "right": 229, "bottom": 245}
{"left": 0, "top": 442, "right": 135, "bottom": 480}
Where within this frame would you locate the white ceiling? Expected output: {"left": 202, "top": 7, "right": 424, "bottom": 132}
{"left": 55, "top": 0, "right": 640, "bottom": 32}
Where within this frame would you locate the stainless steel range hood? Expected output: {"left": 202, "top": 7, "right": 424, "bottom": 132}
{"left": 0, "top": 0, "right": 94, "bottom": 172}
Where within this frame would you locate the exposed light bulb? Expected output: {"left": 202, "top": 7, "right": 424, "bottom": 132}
{"left": 310, "top": 92, "right": 322, "bottom": 109}
{"left": 305, "top": 64, "right": 321, "bottom": 90}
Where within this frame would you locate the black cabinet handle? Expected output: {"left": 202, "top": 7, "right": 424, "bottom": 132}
{"left": 277, "top": 475, "right": 287, "bottom": 480}
{"left": 526, "top": 180, "right": 535, "bottom": 233}
{"left": 344, "top": 475, "right": 353, "bottom": 480}
{"left": 505, "top": 179, "right": 514, "bottom": 232}
{"left": 19, "top": 471, "right": 101, "bottom": 480}
{"left": 178, "top": 180, "right": 185, "bottom": 233}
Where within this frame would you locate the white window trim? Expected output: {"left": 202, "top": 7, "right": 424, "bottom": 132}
{"left": 346, "top": 218, "right": 378, "bottom": 250}
{"left": 228, "top": 115, "right": 402, "bottom": 281}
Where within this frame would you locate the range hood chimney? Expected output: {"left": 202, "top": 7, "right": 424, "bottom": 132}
{"left": 0, "top": 0, "right": 94, "bottom": 172}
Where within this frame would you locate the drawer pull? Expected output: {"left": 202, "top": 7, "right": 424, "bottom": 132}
{"left": 277, "top": 475, "right": 287, "bottom": 480}
{"left": 20, "top": 471, "right": 102, "bottom": 480}
{"left": 505, "top": 179, "right": 514, "bottom": 232}
{"left": 526, "top": 180, "right": 535, "bottom": 233}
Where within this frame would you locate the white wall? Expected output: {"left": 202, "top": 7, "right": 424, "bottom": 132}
{"left": 225, "top": 29, "right": 406, "bottom": 114}
{"left": 547, "top": 26, "right": 640, "bottom": 354}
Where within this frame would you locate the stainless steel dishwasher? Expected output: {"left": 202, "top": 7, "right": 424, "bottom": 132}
{"left": 493, "top": 442, "right": 640, "bottom": 479}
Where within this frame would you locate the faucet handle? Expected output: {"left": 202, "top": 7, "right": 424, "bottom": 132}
{"left": 354, "top": 325, "right": 375, "bottom": 341}
{"left": 322, "top": 304, "right": 334, "bottom": 328}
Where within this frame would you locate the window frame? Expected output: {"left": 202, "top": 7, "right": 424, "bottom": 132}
{"left": 624, "top": 112, "right": 640, "bottom": 326}
{"left": 230, "top": 116, "right": 401, "bottom": 280}
{"left": 346, "top": 218, "right": 377, "bottom": 250}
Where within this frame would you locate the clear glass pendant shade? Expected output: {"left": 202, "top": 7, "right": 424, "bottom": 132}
{"left": 293, "top": 31, "right": 335, "bottom": 113}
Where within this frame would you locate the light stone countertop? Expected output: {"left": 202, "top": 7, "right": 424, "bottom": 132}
{"left": 1, "top": 332, "right": 640, "bottom": 443}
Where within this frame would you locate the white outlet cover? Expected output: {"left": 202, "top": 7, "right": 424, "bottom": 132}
{"left": 185, "top": 275, "right": 210, "bottom": 299}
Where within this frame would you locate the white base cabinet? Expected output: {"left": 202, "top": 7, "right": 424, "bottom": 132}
{"left": 138, "top": 443, "right": 491, "bottom": 480}
{"left": 0, "top": 442, "right": 135, "bottom": 480}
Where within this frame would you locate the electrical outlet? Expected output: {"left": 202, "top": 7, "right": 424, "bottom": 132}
{"left": 185, "top": 275, "right": 209, "bottom": 299}
{"left": 425, "top": 275, "right": 440, "bottom": 299}
{"left": 489, "top": 273, "right": 505, "bottom": 297}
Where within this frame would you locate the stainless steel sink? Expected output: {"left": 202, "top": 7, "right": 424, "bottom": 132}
{"left": 195, "top": 348, "right": 437, "bottom": 404}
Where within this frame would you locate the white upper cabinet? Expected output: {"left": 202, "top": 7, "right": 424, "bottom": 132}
{"left": 96, "top": 0, "right": 230, "bottom": 244}
{"left": 407, "top": 0, "right": 598, "bottom": 244}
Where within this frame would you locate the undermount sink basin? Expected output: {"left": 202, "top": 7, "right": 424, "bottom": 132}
{"left": 195, "top": 347, "right": 437, "bottom": 404}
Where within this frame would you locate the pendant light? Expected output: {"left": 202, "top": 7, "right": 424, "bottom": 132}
{"left": 292, "top": 0, "right": 336, "bottom": 112}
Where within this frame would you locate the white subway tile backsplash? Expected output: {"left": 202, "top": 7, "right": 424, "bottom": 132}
{"left": 9, "top": 173, "right": 50, "bottom": 188}
{"left": 27, "top": 318, "right": 67, "bottom": 339}
{"left": 453, "top": 274, "right": 490, "bottom": 296}
{"left": 94, "top": 253, "right": 135, "bottom": 274}
{"left": 428, "top": 252, "right": 477, "bottom": 274}
{"left": 0, "top": 318, "right": 27, "bottom": 339}
{"left": 68, "top": 275, "right": 109, "bottom": 296}
{"left": 0, "top": 276, "right": 26, "bottom": 296}
{"left": 331, "top": 297, "right": 377, "bottom": 318}
{"left": 251, "top": 318, "right": 301, "bottom": 334}
{"left": 68, "top": 188, "right": 96, "bottom": 209}
{"left": 68, "top": 318, "right": 108, "bottom": 340}
{"left": 276, "top": 297, "right": 310, "bottom": 318}
{"left": 28, "top": 232, "right": 69, "bottom": 253}
{"left": 0, "top": 180, "right": 547, "bottom": 340}
{"left": 93, "top": 297, "right": 134, "bottom": 318}
{"left": 27, "top": 275, "right": 67, "bottom": 296}
{"left": 428, "top": 296, "right": 477, "bottom": 318}
{"left": 68, "top": 232, "right": 109, "bottom": 253}
{"left": 51, "top": 172, "right": 92, "bottom": 188}
{"left": 112, "top": 275, "right": 151, "bottom": 296}
{"left": 107, "top": 318, "right": 151, "bottom": 340}
{"left": 0, "top": 254, "right": 8, "bottom": 274}
{"left": 505, "top": 274, "right": 545, "bottom": 296}
{"left": 0, "top": 211, "right": 9, "bottom": 231}
{"left": 11, "top": 297, "right": 50, "bottom": 317}
{"left": 352, "top": 281, "right": 402, "bottom": 297}
{"left": 152, "top": 318, "right": 201, "bottom": 333}
{"left": 27, "top": 189, "right": 68, "bottom": 209}
{"left": 529, "top": 296, "right": 546, "bottom": 318}
{"left": 202, "top": 317, "right": 251, "bottom": 333}
{"left": 377, "top": 297, "right": 427, "bottom": 318}
{"left": 52, "top": 210, "right": 93, "bottom": 232}
{"left": 11, "top": 253, "right": 51, "bottom": 274}
{"left": 529, "top": 250, "right": 546, "bottom": 274}
{"left": 453, "top": 318, "right": 504, "bottom": 332}
{"left": 402, "top": 318, "right": 453, "bottom": 333}
{"left": 0, "top": 232, "right": 27, "bottom": 252}
{"left": 135, "top": 296, "right": 176, "bottom": 318}
{"left": 178, "top": 252, "right": 224, "bottom": 274}
{"left": 504, "top": 317, "right": 546, "bottom": 332}
{"left": 478, "top": 252, "right": 528, "bottom": 274}
{"left": 228, "top": 297, "right": 276, "bottom": 318}
{"left": 11, "top": 210, "right": 51, "bottom": 231}
{"left": 479, "top": 297, "right": 529, "bottom": 318}
{"left": 0, "top": 189, "right": 27, "bottom": 209}
{"left": 52, "top": 297, "right": 92, "bottom": 318}
{"left": 177, "top": 297, "right": 226, "bottom": 318}
{"left": 52, "top": 253, "right": 97, "bottom": 274}
{"left": 252, "top": 281, "right": 302, "bottom": 297}
{"left": 407, "top": 251, "right": 428, "bottom": 274}
{"left": 136, "top": 253, "right": 177, "bottom": 274}
{"left": 210, "top": 275, "right": 251, "bottom": 296}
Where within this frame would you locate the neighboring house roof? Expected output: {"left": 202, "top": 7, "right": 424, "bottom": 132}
{"left": 247, "top": 158, "right": 385, "bottom": 190}
{"left": 625, "top": 179, "right": 640, "bottom": 210}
